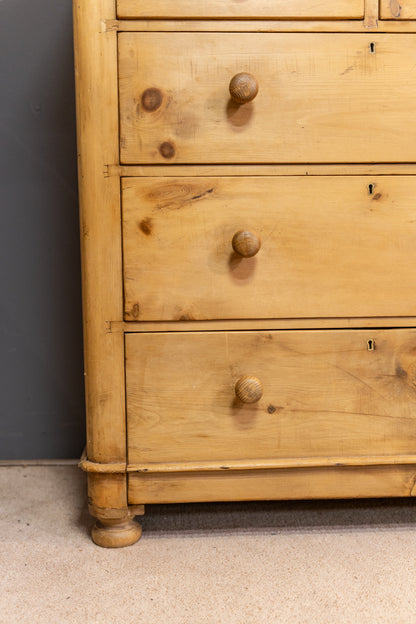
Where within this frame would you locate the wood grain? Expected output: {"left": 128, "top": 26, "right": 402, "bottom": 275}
{"left": 76, "top": 0, "right": 416, "bottom": 539}
{"left": 128, "top": 465, "right": 416, "bottom": 504}
{"left": 127, "top": 455, "right": 416, "bottom": 472}
{"left": 113, "top": 19, "right": 416, "bottom": 32}
{"left": 122, "top": 176, "right": 416, "bottom": 321}
{"left": 364, "top": 0, "right": 379, "bottom": 27}
{"left": 74, "top": 0, "right": 127, "bottom": 466}
{"left": 232, "top": 230, "right": 261, "bottom": 258}
{"left": 380, "top": 0, "right": 416, "bottom": 19}
{"left": 235, "top": 375, "right": 264, "bottom": 403}
{"left": 119, "top": 33, "right": 416, "bottom": 164}
{"left": 74, "top": 0, "right": 134, "bottom": 548}
{"left": 117, "top": 0, "right": 364, "bottom": 20}
{"left": 126, "top": 328, "right": 416, "bottom": 464}
{"left": 229, "top": 73, "right": 259, "bottom": 104}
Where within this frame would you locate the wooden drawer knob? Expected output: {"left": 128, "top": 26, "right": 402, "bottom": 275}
{"left": 235, "top": 376, "right": 263, "bottom": 404}
{"left": 232, "top": 230, "right": 261, "bottom": 257}
{"left": 229, "top": 73, "right": 259, "bottom": 104}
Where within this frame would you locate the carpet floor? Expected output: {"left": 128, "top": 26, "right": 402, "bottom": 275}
{"left": 1, "top": 465, "right": 416, "bottom": 624}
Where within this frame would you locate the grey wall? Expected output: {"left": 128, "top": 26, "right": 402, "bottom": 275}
{"left": 0, "top": 0, "right": 85, "bottom": 458}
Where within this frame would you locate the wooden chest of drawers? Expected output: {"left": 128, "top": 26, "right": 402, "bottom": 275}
{"left": 74, "top": 0, "right": 416, "bottom": 547}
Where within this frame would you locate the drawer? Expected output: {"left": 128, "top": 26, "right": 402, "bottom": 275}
{"left": 119, "top": 33, "right": 416, "bottom": 165}
{"left": 126, "top": 329, "right": 416, "bottom": 465}
{"left": 117, "top": 0, "right": 364, "bottom": 19}
{"left": 380, "top": 0, "right": 416, "bottom": 18}
{"left": 123, "top": 175, "right": 416, "bottom": 321}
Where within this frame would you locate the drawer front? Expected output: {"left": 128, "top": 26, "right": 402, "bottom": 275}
{"left": 119, "top": 33, "right": 416, "bottom": 165}
{"left": 123, "top": 176, "right": 416, "bottom": 321}
{"left": 126, "top": 329, "right": 416, "bottom": 464}
{"left": 380, "top": 0, "right": 416, "bottom": 18}
{"left": 117, "top": 0, "right": 364, "bottom": 19}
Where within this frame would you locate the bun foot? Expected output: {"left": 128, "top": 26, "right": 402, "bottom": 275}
{"left": 91, "top": 511, "right": 142, "bottom": 548}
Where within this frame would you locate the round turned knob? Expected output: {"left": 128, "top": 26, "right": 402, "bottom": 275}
{"left": 235, "top": 376, "right": 263, "bottom": 404}
{"left": 232, "top": 230, "right": 261, "bottom": 258}
{"left": 229, "top": 73, "right": 259, "bottom": 104}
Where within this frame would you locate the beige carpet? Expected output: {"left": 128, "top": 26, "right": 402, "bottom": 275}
{"left": 1, "top": 465, "right": 416, "bottom": 624}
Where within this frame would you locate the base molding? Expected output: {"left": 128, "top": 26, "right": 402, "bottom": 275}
{"left": 128, "top": 464, "right": 416, "bottom": 505}
{"left": 127, "top": 455, "right": 416, "bottom": 473}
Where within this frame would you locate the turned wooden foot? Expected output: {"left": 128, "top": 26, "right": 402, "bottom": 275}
{"left": 91, "top": 508, "right": 142, "bottom": 548}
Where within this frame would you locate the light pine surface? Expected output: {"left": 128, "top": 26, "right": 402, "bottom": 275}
{"left": 128, "top": 465, "right": 416, "bottom": 504}
{"left": 119, "top": 33, "right": 416, "bottom": 164}
{"left": 75, "top": 0, "right": 416, "bottom": 548}
{"left": 74, "top": 0, "right": 140, "bottom": 546}
{"left": 380, "top": 0, "right": 416, "bottom": 18}
{"left": 123, "top": 176, "right": 416, "bottom": 321}
{"left": 125, "top": 329, "right": 416, "bottom": 464}
{"left": 113, "top": 19, "right": 416, "bottom": 32}
{"left": 364, "top": 0, "right": 379, "bottom": 27}
{"left": 73, "top": 0, "right": 126, "bottom": 465}
{"left": 117, "top": 0, "right": 364, "bottom": 19}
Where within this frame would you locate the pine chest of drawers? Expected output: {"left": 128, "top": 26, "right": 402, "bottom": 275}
{"left": 74, "top": 0, "right": 416, "bottom": 547}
